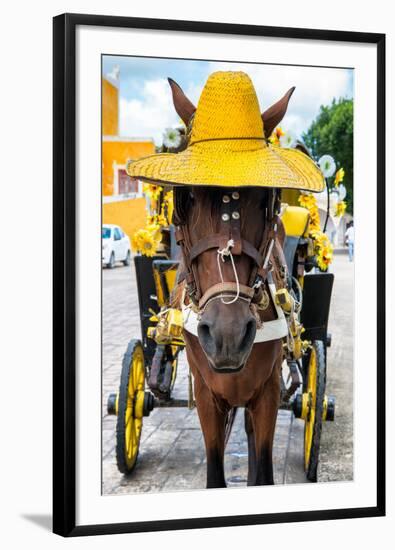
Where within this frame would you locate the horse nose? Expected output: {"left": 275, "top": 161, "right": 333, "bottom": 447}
{"left": 198, "top": 310, "right": 256, "bottom": 372}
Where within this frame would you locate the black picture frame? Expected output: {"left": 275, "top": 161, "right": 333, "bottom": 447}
{"left": 53, "top": 13, "right": 386, "bottom": 537}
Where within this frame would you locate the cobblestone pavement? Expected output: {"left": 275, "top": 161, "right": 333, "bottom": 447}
{"left": 102, "top": 253, "right": 353, "bottom": 495}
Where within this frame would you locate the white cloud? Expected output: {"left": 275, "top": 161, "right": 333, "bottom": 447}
{"left": 118, "top": 65, "right": 352, "bottom": 144}
{"left": 208, "top": 62, "right": 352, "bottom": 136}
{"left": 119, "top": 78, "right": 181, "bottom": 145}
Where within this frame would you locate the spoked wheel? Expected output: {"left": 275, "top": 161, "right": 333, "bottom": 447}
{"left": 303, "top": 340, "right": 326, "bottom": 482}
{"left": 116, "top": 339, "right": 146, "bottom": 474}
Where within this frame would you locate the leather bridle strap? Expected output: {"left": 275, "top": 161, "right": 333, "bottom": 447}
{"left": 175, "top": 216, "right": 277, "bottom": 305}
{"left": 199, "top": 282, "right": 255, "bottom": 310}
{"left": 175, "top": 223, "right": 202, "bottom": 303}
{"left": 248, "top": 215, "right": 279, "bottom": 288}
{"left": 189, "top": 233, "right": 264, "bottom": 266}
{"left": 173, "top": 188, "right": 283, "bottom": 308}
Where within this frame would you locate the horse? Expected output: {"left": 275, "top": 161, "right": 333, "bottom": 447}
{"left": 166, "top": 78, "right": 293, "bottom": 488}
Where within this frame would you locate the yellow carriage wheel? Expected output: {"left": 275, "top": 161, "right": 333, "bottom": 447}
{"left": 116, "top": 339, "right": 146, "bottom": 474}
{"left": 303, "top": 340, "right": 326, "bottom": 482}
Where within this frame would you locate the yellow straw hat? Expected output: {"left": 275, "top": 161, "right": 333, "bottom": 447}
{"left": 127, "top": 71, "right": 324, "bottom": 192}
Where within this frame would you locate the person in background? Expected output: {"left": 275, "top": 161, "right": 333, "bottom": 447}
{"left": 344, "top": 220, "right": 354, "bottom": 262}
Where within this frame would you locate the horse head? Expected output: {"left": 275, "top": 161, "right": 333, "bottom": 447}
{"left": 168, "top": 78, "right": 294, "bottom": 374}
{"left": 183, "top": 187, "right": 271, "bottom": 372}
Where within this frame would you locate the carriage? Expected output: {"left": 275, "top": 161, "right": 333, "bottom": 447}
{"left": 107, "top": 186, "right": 335, "bottom": 483}
{"left": 107, "top": 71, "right": 337, "bottom": 486}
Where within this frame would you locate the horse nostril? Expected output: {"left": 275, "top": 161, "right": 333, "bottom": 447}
{"left": 198, "top": 313, "right": 255, "bottom": 365}
{"left": 198, "top": 321, "right": 220, "bottom": 355}
{"left": 241, "top": 318, "right": 256, "bottom": 350}
{"left": 198, "top": 321, "right": 213, "bottom": 348}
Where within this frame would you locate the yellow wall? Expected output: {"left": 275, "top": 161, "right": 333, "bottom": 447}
{"left": 102, "top": 140, "right": 155, "bottom": 196}
{"left": 101, "top": 76, "right": 155, "bottom": 234}
{"left": 103, "top": 198, "right": 147, "bottom": 245}
{"left": 102, "top": 79, "right": 118, "bottom": 136}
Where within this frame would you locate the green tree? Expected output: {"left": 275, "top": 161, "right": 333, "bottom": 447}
{"left": 303, "top": 98, "right": 353, "bottom": 213}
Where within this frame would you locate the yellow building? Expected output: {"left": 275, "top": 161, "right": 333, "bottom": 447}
{"left": 102, "top": 74, "right": 155, "bottom": 241}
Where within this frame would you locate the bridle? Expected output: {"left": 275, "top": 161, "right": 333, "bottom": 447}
{"left": 173, "top": 186, "right": 284, "bottom": 314}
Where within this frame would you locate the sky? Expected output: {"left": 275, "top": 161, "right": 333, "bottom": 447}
{"left": 103, "top": 55, "right": 354, "bottom": 146}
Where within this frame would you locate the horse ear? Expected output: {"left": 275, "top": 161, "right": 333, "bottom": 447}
{"left": 261, "top": 87, "right": 296, "bottom": 139}
{"left": 168, "top": 78, "right": 196, "bottom": 126}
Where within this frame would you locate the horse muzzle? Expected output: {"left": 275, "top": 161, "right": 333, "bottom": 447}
{"left": 197, "top": 302, "right": 257, "bottom": 373}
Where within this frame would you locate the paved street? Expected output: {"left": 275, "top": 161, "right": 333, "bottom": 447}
{"left": 102, "top": 253, "right": 353, "bottom": 495}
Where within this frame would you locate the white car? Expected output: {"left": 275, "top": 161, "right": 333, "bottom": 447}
{"left": 102, "top": 224, "right": 131, "bottom": 268}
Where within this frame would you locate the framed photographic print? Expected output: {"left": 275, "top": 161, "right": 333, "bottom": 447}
{"left": 53, "top": 13, "right": 385, "bottom": 537}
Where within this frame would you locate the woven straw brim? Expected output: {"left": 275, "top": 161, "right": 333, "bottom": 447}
{"left": 128, "top": 141, "right": 325, "bottom": 192}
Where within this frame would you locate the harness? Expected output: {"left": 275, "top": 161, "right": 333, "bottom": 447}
{"left": 173, "top": 187, "right": 287, "bottom": 316}
{"left": 182, "top": 281, "right": 288, "bottom": 343}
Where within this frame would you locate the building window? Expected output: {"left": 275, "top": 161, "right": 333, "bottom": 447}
{"left": 118, "top": 169, "right": 139, "bottom": 195}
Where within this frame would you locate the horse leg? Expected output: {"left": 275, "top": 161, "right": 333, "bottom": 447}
{"left": 245, "top": 409, "right": 257, "bottom": 486}
{"left": 193, "top": 371, "right": 228, "bottom": 489}
{"left": 247, "top": 358, "right": 281, "bottom": 485}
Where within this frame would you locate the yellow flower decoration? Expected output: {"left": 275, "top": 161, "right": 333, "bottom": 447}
{"left": 268, "top": 126, "right": 284, "bottom": 145}
{"left": 316, "top": 242, "right": 333, "bottom": 271}
{"left": 131, "top": 228, "right": 161, "bottom": 257}
{"left": 146, "top": 222, "right": 161, "bottom": 235}
{"left": 147, "top": 211, "right": 167, "bottom": 229}
{"left": 163, "top": 190, "right": 174, "bottom": 224}
{"left": 157, "top": 213, "right": 168, "bottom": 227}
{"left": 143, "top": 183, "right": 163, "bottom": 203}
{"left": 133, "top": 180, "right": 175, "bottom": 258}
{"left": 132, "top": 185, "right": 174, "bottom": 256}
{"left": 298, "top": 193, "right": 333, "bottom": 271}
{"left": 298, "top": 193, "right": 320, "bottom": 232}
{"left": 335, "top": 200, "right": 347, "bottom": 217}
{"left": 334, "top": 167, "right": 345, "bottom": 187}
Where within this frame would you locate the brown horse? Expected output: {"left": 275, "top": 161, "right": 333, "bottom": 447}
{"left": 168, "top": 79, "right": 293, "bottom": 488}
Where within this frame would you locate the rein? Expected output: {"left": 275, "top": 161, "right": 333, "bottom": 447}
{"left": 174, "top": 188, "right": 284, "bottom": 314}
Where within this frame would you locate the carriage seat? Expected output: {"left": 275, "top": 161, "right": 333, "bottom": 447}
{"left": 280, "top": 205, "right": 310, "bottom": 274}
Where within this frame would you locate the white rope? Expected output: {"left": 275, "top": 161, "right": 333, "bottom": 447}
{"left": 216, "top": 239, "right": 240, "bottom": 305}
